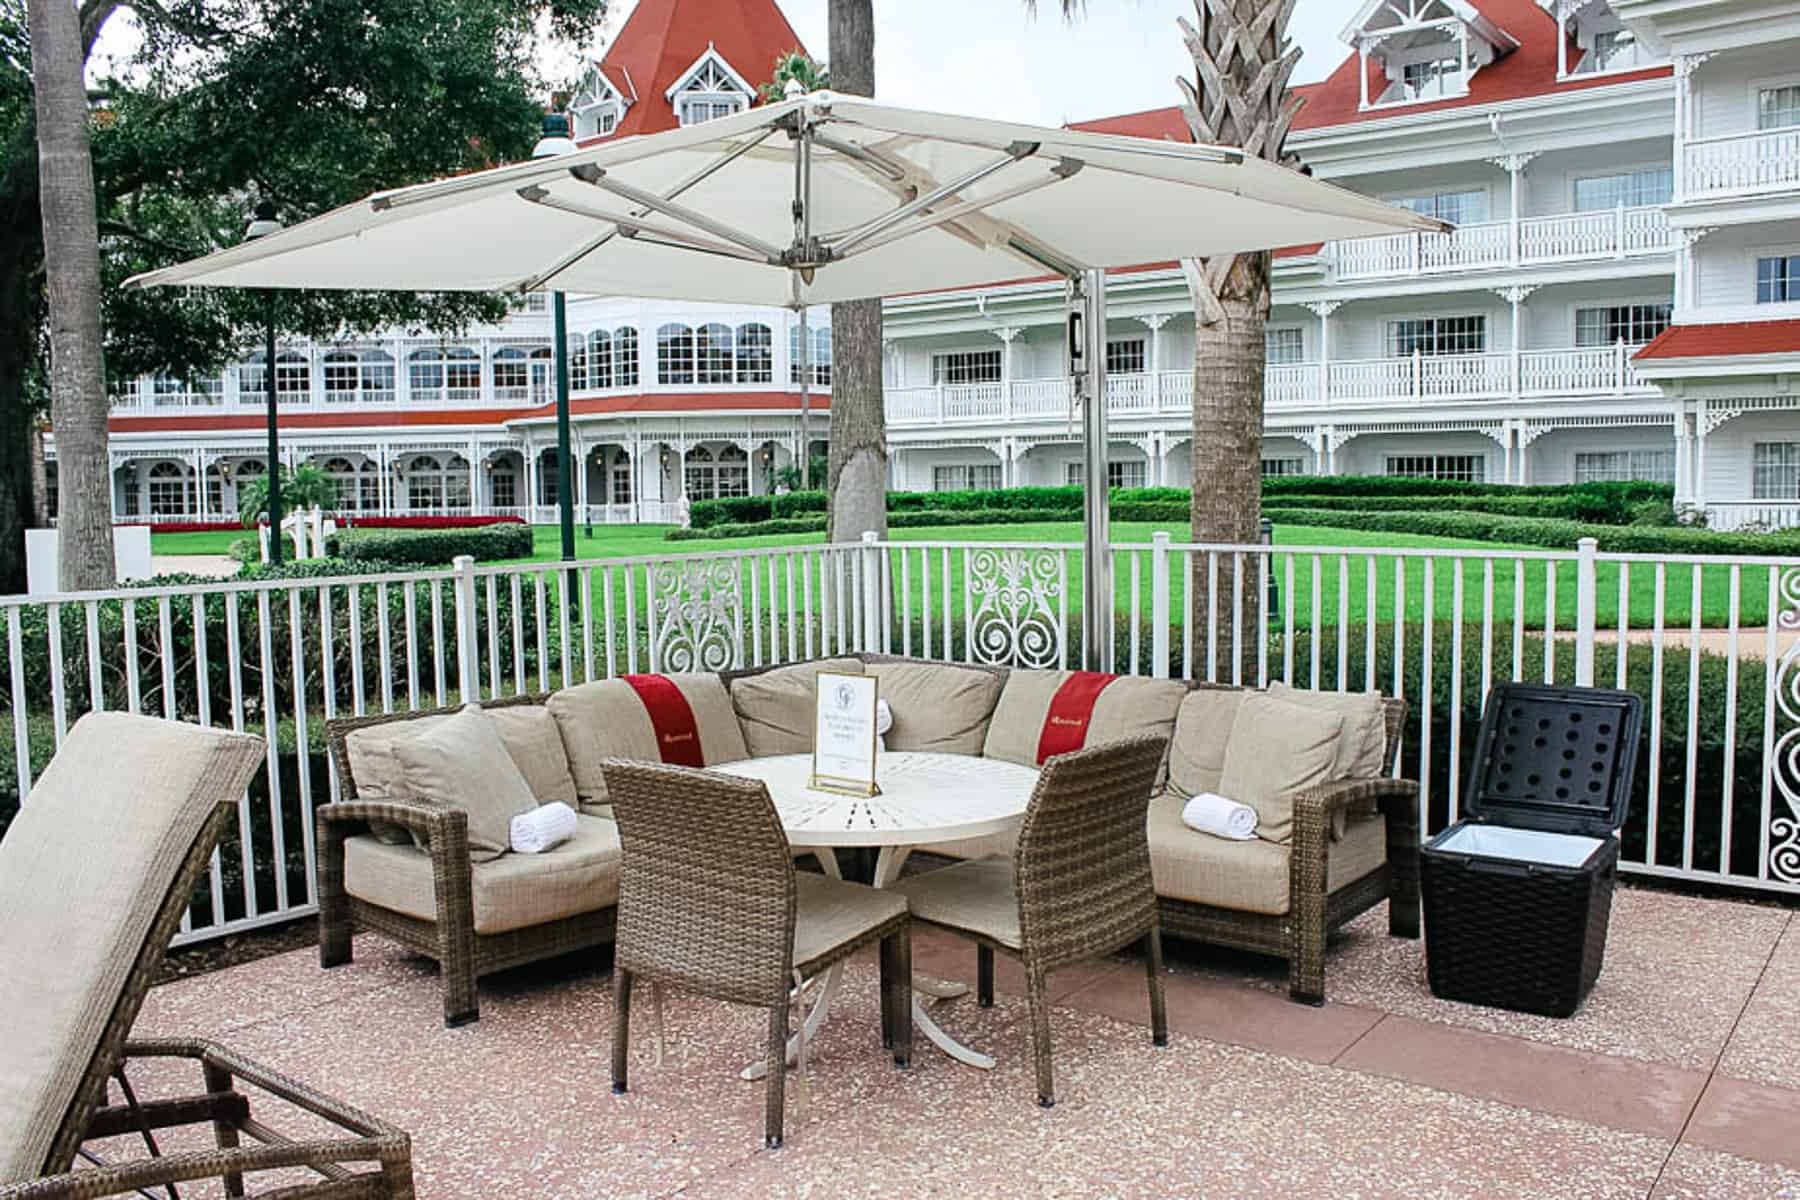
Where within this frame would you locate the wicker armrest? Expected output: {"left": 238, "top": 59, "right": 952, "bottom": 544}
{"left": 318, "top": 797, "right": 466, "bottom": 842}
{"left": 1291, "top": 776, "right": 1420, "bottom": 822}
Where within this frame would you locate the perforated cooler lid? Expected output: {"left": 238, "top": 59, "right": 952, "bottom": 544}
{"left": 1462, "top": 684, "right": 1644, "bottom": 838}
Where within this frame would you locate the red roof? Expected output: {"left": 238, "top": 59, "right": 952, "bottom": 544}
{"left": 1634, "top": 320, "right": 1800, "bottom": 361}
{"left": 589, "top": 0, "right": 808, "bottom": 140}
{"left": 1069, "top": 0, "right": 1668, "bottom": 140}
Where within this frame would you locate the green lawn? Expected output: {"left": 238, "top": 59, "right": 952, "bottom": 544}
{"left": 150, "top": 520, "right": 1776, "bottom": 628}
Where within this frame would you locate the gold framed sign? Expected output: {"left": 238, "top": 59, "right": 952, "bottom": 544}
{"left": 810, "top": 672, "right": 882, "bottom": 797}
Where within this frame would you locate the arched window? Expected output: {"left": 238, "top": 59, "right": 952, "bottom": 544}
{"left": 319, "top": 457, "right": 361, "bottom": 509}
{"left": 697, "top": 323, "right": 734, "bottom": 384}
{"left": 683, "top": 445, "right": 714, "bottom": 500}
{"left": 405, "top": 455, "right": 444, "bottom": 510}
{"left": 323, "top": 352, "right": 359, "bottom": 401}
{"left": 487, "top": 456, "right": 518, "bottom": 508}
{"left": 789, "top": 324, "right": 832, "bottom": 385}
{"left": 606, "top": 447, "right": 634, "bottom": 505}
{"left": 275, "top": 352, "right": 310, "bottom": 403}
{"left": 736, "top": 323, "right": 772, "bottom": 383}
{"left": 530, "top": 347, "right": 555, "bottom": 403}
{"left": 361, "top": 351, "right": 395, "bottom": 403}
{"left": 493, "top": 348, "right": 530, "bottom": 400}
{"left": 146, "top": 461, "right": 192, "bottom": 515}
{"left": 589, "top": 330, "right": 614, "bottom": 390}
{"left": 239, "top": 353, "right": 267, "bottom": 397}
{"left": 444, "top": 347, "right": 481, "bottom": 401}
{"left": 407, "top": 349, "right": 445, "bottom": 402}
{"left": 445, "top": 454, "right": 471, "bottom": 510}
{"left": 615, "top": 326, "right": 640, "bottom": 387}
{"left": 717, "top": 444, "right": 750, "bottom": 498}
{"left": 658, "top": 323, "right": 694, "bottom": 385}
{"left": 569, "top": 335, "right": 589, "bottom": 391}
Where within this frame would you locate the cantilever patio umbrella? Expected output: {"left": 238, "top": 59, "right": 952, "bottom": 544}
{"left": 130, "top": 92, "right": 1444, "bottom": 668}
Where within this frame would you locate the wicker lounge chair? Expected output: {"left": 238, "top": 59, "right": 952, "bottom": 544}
{"left": 602, "top": 760, "right": 913, "bottom": 1150}
{"left": 0, "top": 712, "right": 415, "bottom": 1199}
{"left": 892, "top": 735, "right": 1171, "bottom": 1108}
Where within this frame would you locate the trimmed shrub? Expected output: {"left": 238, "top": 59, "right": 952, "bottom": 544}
{"left": 338, "top": 523, "right": 534, "bottom": 566}
{"left": 1263, "top": 506, "right": 1800, "bottom": 557}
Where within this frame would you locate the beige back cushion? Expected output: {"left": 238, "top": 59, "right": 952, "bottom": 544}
{"left": 1266, "top": 681, "right": 1389, "bottom": 779}
{"left": 868, "top": 661, "right": 1005, "bottom": 755}
{"left": 730, "top": 658, "right": 864, "bottom": 757}
{"left": 392, "top": 706, "right": 538, "bottom": 862}
{"left": 1166, "top": 687, "right": 1250, "bottom": 799}
{"left": 982, "top": 670, "right": 1186, "bottom": 767}
{"left": 486, "top": 705, "right": 579, "bottom": 808}
{"left": 0, "top": 714, "right": 265, "bottom": 1184}
{"left": 548, "top": 674, "right": 750, "bottom": 816}
{"left": 1216, "top": 693, "right": 1346, "bottom": 845}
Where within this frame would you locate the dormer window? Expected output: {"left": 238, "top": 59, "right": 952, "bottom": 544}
{"left": 570, "top": 65, "right": 630, "bottom": 139}
{"left": 667, "top": 48, "right": 753, "bottom": 127}
{"left": 1548, "top": 1, "right": 1667, "bottom": 79}
{"left": 1345, "top": 0, "right": 1517, "bottom": 110}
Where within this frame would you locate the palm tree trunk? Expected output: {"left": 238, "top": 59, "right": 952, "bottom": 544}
{"left": 824, "top": 0, "right": 888, "bottom": 544}
{"left": 1180, "top": 0, "right": 1301, "bottom": 680}
{"left": 30, "top": 0, "right": 115, "bottom": 589}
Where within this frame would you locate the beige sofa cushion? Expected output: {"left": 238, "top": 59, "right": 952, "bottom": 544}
{"left": 391, "top": 706, "right": 538, "bottom": 862}
{"left": 730, "top": 658, "right": 864, "bottom": 757}
{"left": 982, "top": 669, "right": 1186, "bottom": 767}
{"left": 487, "top": 705, "right": 579, "bottom": 808}
{"left": 1166, "top": 687, "right": 1249, "bottom": 800}
{"left": 1266, "top": 682, "right": 1389, "bottom": 780}
{"left": 343, "top": 814, "right": 622, "bottom": 935}
{"left": 343, "top": 713, "right": 454, "bottom": 844}
{"left": 1146, "top": 789, "right": 1388, "bottom": 916}
{"left": 868, "top": 661, "right": 1005, "bottom": 755}
{"left": 1216, "top": 694, "right": 1345, "bottom": 845}
{"left": 548, "top": 674, "right": 750, "bottom": 816}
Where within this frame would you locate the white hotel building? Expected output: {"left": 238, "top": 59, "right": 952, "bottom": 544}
{"left": 90, "top": 0, "right": 1800, "bottom": 529}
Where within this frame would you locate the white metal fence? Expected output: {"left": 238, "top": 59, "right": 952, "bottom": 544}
{"left": 4, "top": 533, "right": 1798, "bottom": 945}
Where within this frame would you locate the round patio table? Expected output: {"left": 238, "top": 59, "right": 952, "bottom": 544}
{"left": 712, "top": 750, "right": 1041, "bottom": 1072}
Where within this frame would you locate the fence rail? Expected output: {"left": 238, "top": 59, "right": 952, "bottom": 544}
{"left": 4, "top": 532, "right": 1798, "bottom": 946}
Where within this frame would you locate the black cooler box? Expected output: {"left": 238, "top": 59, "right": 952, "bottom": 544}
{"left": 1421, "top": 683, "right": 1644, "bottom": 1018}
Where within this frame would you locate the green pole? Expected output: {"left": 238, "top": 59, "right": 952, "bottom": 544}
{"left": 553, "top": 290, "right": 576, "bottom": 561}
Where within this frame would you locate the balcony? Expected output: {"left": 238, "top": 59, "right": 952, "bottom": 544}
{"left": 887, "top": 347, "right": 1656, "bottom": 426}
{"left": 1683, "top": 127, "right": 1800, "bottom": 201}
{"left": 1328, "top": 206, "right": 1673, "bottom": 282}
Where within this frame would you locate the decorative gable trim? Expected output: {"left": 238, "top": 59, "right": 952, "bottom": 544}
{"left": 663, "top": 44, "right": 756, "bottom": 103}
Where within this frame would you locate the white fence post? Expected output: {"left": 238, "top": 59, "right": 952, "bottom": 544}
{"left": 860, "top": 531, "right": 882, "bottom": 654}
{"left": 1575, "top": 537, "right": 1598, "bottom": 687}
{"left": 1150, "top": 531, "right": 1171, "bottom": 679}
{"left": 452, "top": 554, "right": 481, "bottom": 703}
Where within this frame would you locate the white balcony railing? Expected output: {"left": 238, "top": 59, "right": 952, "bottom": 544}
{"left": 1329, "top": 206, "right": 1673, "bottom": 281}
{"left": 1683, "top": 127, "right": 1800, "bottom": 201}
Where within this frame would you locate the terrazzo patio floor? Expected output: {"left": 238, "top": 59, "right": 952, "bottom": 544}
{"left": 122, "top": 885, "right": 1798, "bottom": 1198}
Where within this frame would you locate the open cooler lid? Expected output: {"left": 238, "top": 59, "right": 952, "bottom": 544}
{"left": 1462, "top": 684, "right": 1644, "bottom": 838}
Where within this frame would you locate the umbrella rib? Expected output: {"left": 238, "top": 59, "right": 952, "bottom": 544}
{"left": 516, "top": 188, "right": 774, "bottom": 265}
{"left": 827, "top": 142, "right": 1040, "bottom": 258}
{"left": 827, "top": 160, "right": 1083, "bottom": 261}
{"left": 567, "top": 164, "right": 785, "bottom": 261}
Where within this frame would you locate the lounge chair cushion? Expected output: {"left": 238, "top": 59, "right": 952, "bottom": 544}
{"left": 891, "top": 856, "right": 1021, "bottom": 950}
{"left": 1216, "top": 694, "right": 1346, "bottom": 845}
{"left": 792, "top": 873, "right": 909, "bottom": 972}
{"left": 867, "top": 661, "right": 1004, "bottom": 755}
{"left": 391, "top": 706, "right": 538, "bottom": 862}
{"left": 1146, "top": 790, "right": 1388, "bottom": 915}
{"left": 982, "top": 669, "right": 1186, "bottom": 768}
{"left": 0, "top": 713, "right": 265, "bottom": 1185}
{"left": 729, "top": 658, "right": 864, "bottom": 757}
{"left": 342, "top": 815, "right": 623, "bottom": 935}
{"left": 485, "top": 704, "right": 580, "bottom": 809}
{"left": 1165, "top": 687, "right": 1250, "bottom": 800}
{"left": 549, "top": 675, "right": 750, "bottom": 816}
{"left": 1265, "top": 682, "right": 1389, "bottom": 781}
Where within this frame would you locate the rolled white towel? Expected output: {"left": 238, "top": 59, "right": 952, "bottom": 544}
{"left": 876, "top": 697, "right": 893, "bottom": 752}
{"left": 1181, "top": 792, "right": 1258, "bottom": 841}
{"left": 510, "top": 801, "right": 578, "bottom": 854}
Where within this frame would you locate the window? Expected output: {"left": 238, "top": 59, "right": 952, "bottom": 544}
{"left": 492, "top": 348, "right": 530, "bottom": 399}
{"left": 1757, "top": 256, "right": 1800, "bottom": 304}
{"left": 319, "top": 457, "right": 362, "bottom": 509}
{"left": 1575, "top": 303, "right": 1673, "bottom": 347}
{"left": 323, "top": 353, "right": 359, "bottom": 401}
{"left": 489, "top": 463, "right": 517, "bottom": 508}
{"left": 1574, "top": 167, "right": 1672, "bottom": 211}
{"left": 589, "top": 330, "right": 614, "bottom": 389}
{"left": 673, "top": 58, "right": 749, "bottom": 127}
{"left": 736, "top": 323, "right": 772, "bottom": 383}
{"left": 610, "top": 453, "right": 633, "bottom": 505}
{"left": 931, "top": 349, "right": 1003, "bottom": 385}
{"left": 407, "top": 349, "right": 441, "bottom": 401}
{"left": 146, "top": 462, "right": 192, "bottom": 515}
{"left": 1758, "top": 85, "right": 1800, "bottom": 131}
{"left": 1065, "top": 461, "right": 1147, "bottom": 489}
{"left": 1106, "top": 339, "right": 1146, "bottom": 375}
{"left": 1387, "top": 315, "right": 1486, "bottom": 357}
{"left": 1396, "top": 55, "right": 1460, "bottom": 102}
{"left": 239, "top": 355, "right": 267, "bottom": 398}
{"left": 119, "top": 466, "right": 140, "bottom": 517}
{"left": 684, "top": 446, "right": 717, "bottom": 500}
{"left": 444, "top": 348, "right": 480, "bottom": 400}
{"left": 615, "top": 327, "right": 639, "bottom": 387}
{"left": 204, "top": 465, "right": 225, "bottom": 514}
{"left": 1574, "top": 450, "right": 1676, "bottom": 484}
{"left": 696, "top": 323, "right": 734, "bottom": 384}
{"left": 44, "top": 463, "right": 57, "bottom": 518}
{"left": 1265, "top": 328, "right": 1305, "bottom": 365}
{"left": 275, "top": 353, "right": 310, "bottom": 403}
{"left": 1753, "top": 443, "right": 1800, "bottom": 499}
{"left": 361, "top": 352, "right": 395, "bottom": 403}
{"left": 716, "top": 446, "right": 749, "bottom": 498}
{"left": 1587, "top": 27, "right": 1653, "bottom": 73}
{"left": 1262, "top": 457, "right": 1305, "bottom": 477}
{"left": 788, "top": 324, "right": 832, "bottom": 385}
{"left": 408, "top": 346, "right": 480, "bottom": 402}
{"left": 658, "top": 323, "right": 695, "bottom": 384}
{"left": 538, "top": 454, "right": 558, "bottom": 505}
{"left": 1394, "top": 188, "right": 1488, "bottom": 225}
{"left": 1386, "top": 454, "right": 1486, "bottom": 482}
{"left": 931, "top": 464, "right": 1003, "bottom": 492}
{"left": 406, "top": 455, "right": 444, "bottom": 509}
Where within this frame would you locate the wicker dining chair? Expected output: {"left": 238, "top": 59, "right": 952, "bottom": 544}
{"left": 601, "top": 760, "right": 913, "bottom": 1150}
{"left": 892, "top": 735, "right": 1171, "bottom": 1108}
{"left": 0, "top": 712, "right": 415, "bottom": 1199}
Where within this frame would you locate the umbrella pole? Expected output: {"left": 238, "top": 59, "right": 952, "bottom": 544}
{"left": 1071, "top": 268, "right": 1111, "bottom": 673}
{"left": 553, "top": 290, "right": 576, "bottom": 561}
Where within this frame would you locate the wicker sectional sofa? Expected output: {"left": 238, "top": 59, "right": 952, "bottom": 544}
{"left": 320, "top": 655, "right": 1419, "bottom": 1023}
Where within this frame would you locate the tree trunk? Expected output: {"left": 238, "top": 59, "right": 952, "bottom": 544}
{"left": 30, "top": 0, "right": 115, "bottom": 590}
{"left": 1179, "top": 0, "right": 1301, "bottom": 680}
{"left": 0, "top": 192, "right": 45, "bottom": 594}
{"left": 825, "top": 0, "right": 888, "bottom": 543}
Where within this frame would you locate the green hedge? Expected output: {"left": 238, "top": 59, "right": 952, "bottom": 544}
{"left": 1262, "top": 475, "right": 1673, "bottom": 505}
{"left": 1264, "top": 506, "right": 1800, "bottom": 556}
{"left": 1268, "top": 492, "right": 1674, "bottom": 525}
{"left": 338, "top": 523, "right": 534, "bottom": 566}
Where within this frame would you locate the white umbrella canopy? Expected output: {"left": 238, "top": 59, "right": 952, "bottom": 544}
{"left": 127, "top": 93, "right": 1446, "bottom": 303}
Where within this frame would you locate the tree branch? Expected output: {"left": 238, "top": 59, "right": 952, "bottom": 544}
{"left": 97, "top": 218, "right": 191, "bottom": 258}
{"left": 79, "top": 0, "right": 124, "bottom": 60}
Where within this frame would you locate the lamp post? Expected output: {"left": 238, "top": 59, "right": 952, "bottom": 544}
{"left": 532, "top": 112, "right": 579, "bottom": 562}
{"left": 244, "top": 201, "right": 284, "bottom": 563}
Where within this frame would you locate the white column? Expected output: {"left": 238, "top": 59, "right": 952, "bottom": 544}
{"left": 468, "top": 440, "right": 479, "bottom": 514}
{"left": 1358, "top": 43, "right": 1370, "bottom": 109}
{"left": 1556, "top": 0, "right": 1568, "bottom": 79}
{"left": 1518, "top": 428, "right": 1533, "bottom": 485}
{"left": 1458, "top": 24, "right": 1471, "bottom": 95}
{"left": 1306, "top": 301, "right": 1340, "bottom": 408}
{"left": 1694, "top": 406, "right": 1709, "bottom": 512}
{"left": 192, "top": 449, "right": 206, "bottom": 517}
{"left": 993, "top": 326, "right": 1019, "bottom": 420}
{"left": 1502, "top": 420, "right": 1515, "bottom": 484}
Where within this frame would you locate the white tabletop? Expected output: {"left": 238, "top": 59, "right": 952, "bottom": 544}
{"left": 712, "top": 751, "right": 1040, "bottom": 848}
